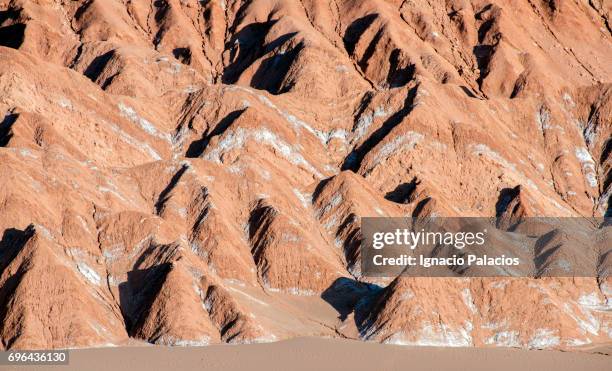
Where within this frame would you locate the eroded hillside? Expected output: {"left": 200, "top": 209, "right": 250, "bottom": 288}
{"left": 0, "top": 0, "right": 611, "bottom": 350}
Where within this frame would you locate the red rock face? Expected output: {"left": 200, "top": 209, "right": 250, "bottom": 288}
{"left": 0, "top": 0, "right": 610, "bottom": 350}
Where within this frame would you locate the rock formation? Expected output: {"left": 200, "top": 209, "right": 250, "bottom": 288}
{"left": 0, "top": 0, "right": 610, "bottom": 350}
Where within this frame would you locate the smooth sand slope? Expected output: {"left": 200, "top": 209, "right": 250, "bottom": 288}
{"left": 14, "top": 338, "right": 611, "bottom": 371}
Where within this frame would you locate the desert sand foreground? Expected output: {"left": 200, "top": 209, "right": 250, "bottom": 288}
{"left": 11, "top": 338, "right": 611, "bottom": 371}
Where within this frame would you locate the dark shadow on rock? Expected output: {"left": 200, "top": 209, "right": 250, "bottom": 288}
{"left": 477, "top": 18, "right": 495, "bottom": 43}
{"left": 385, "top": 178, "right": 419, "bottom": 204}
{"left": 247, "top": 200, "right": 277, "bottom": 264}
{"left": 0, "top": 112, "right": 18, "bottom": 147}
{"left": 321, "top": 277, "right": 382, "bottom": 323}
{"left": 311, "top": 177, "right": 333, "bottom": 202}
{"left": 0, "top": 269, "right": 25, "bottom": 349}
{"left": 336, "top": 212, "right": 361, "bottom": 263}
{"left": 387, "top": 49, "right": 416, "bottom": 88}
{"left": 84, "top": 50, "right": 116, "bottom": 86}
{"left": 412, "top": 197, "right": 432, "bottom": 218}
{"left": 222, "top": 21, "right": 295, "bottom": 84}
{"left": 118, "top": 263, "right": 171, "bottom": 334}
{"left": 358, "top": 28, "right": 384, "bottom": 71}
{"left": 153, "top": 0, "right": 169, "bottom": 23}
{"left": 0, "top": 225, "right": 36, "bottom": 344}
{"left": 601, "top": 138, "right": 611, "bottom": 191}
{"left": 0, "top": 8, "right": 20, "bottom": 24}
{"left": 473, "top": 44, "right": 494, "bottom": 88}
{"left": 460, "top": 85, "right": 477, "bottom": 98}
{"left": 342, "top": 85, "right": 419, "bottom": 172}
{"left": 343, "top": 14, "right": 378, "bottom": 55}
{"left": 597, "top": 248, "right": 612, "bottom": 276}
{"left": 0, "top": 24, "right": 25, "bottom": 49}
{"left": 0, "top": 225, "right": 35, "bottom": 273}
{"left": 533, "top": 229, "right": 562, "bottom": 276}
{"left": 601, "top": 138, "right": 611, "bottom": 217}
{"left": 601, "top": 138, "right": 611, "bottom": 165}
{"left": 250, "top": 40, "right": 303, "bottom": 94}
{"left": 495, "top": 186, "right": 521, "bottom": 217}
{"left": 173, "top": 47, "right": 192, "bottom": 65}
{"left": 155, "top": 164, "right": 189, "bottom": 215}
{"left": 186, "top": 108, "right": 246, "bottom": 158}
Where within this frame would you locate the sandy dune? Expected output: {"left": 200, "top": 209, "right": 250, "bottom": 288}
{"left": 17, "top": 338, "right": 611, "bottom": 371}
